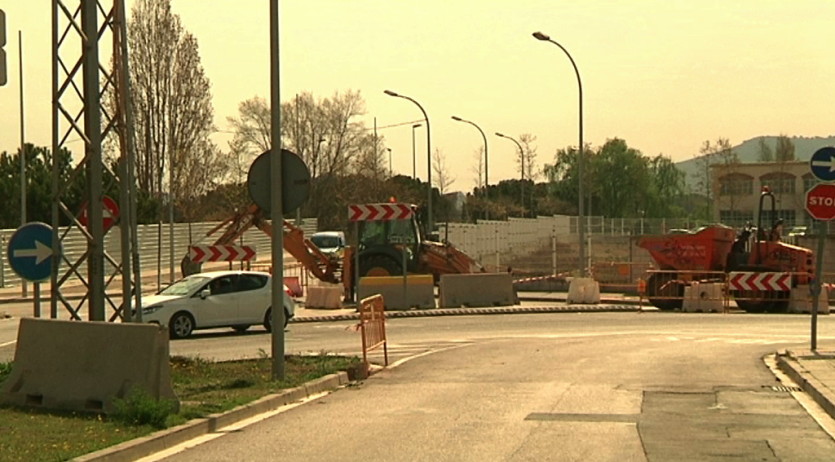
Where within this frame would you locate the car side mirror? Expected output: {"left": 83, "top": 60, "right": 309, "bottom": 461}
{"left": 199, "top": 289, "right": 210, "bottom": 299}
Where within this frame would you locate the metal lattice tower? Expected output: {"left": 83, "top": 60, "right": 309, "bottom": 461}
{"left": 51, "top": 0, "right": 140, "bottom": 322}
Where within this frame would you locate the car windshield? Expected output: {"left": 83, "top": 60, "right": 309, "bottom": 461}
{"left": 158, "top": 276, "right": 211, "bottom": 296}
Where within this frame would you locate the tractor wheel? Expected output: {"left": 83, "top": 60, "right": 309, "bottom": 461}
{"left": 360, "top": 255, "right": 402, "bottom": 277}
{"left": 646, "top": 272, "right": 683, "bottom": 311}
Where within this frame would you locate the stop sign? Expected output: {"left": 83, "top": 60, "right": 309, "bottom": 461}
{"left": 806, "top": 183, "right": 835, "bottom": 221}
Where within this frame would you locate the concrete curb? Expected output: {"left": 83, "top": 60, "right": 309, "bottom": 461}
{"left": 290, "top": 303, "right": 643, "bottom": 323}
{"left": 776, "top": 351, "right": 835, "bottom": 421}
{"left": 73, "top": 371, "right": 350, "bottom": 462}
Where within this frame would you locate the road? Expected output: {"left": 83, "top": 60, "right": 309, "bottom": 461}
{"left": 3, "top": 307, "right": 835, "bottom": 460}
{"left": 128, "top": 311, "right": 835, "bottom": 461}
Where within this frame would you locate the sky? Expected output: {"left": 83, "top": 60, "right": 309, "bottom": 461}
{"left": 1, "top": 0, "right": 834, "bottom": 192}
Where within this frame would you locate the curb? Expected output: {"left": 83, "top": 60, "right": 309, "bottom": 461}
{"left": 776, "top": 351, "right": 835, "bottom": 421}
{"left": 289, "top": 304, "right": 642, "bottom": 323}
{"left": 73, "top": 371, "right": 350, "bottom": 462}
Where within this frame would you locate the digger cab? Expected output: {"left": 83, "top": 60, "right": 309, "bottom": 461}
{"left": 349, "top": 203, "right": 424, "bottom": 277}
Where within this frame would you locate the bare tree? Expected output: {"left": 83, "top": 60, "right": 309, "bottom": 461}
{"left": 118, "top": 0, "right": 221, "bottom": 216}
{"left": 470, "top": 147, "right": 484, "bottom": 191}
{"left": 432, "top": 148, "right": 455, "bottom": 195}
{"left": 519, "top": 133, "right": 538, "bottom": 182}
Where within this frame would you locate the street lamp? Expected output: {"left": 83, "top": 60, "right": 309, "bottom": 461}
{"left": 385, "top": 90, "right": 432, "bottom": 232}
{"left": 411, "top": 123, "right": 422, "bottom": 180}
{"left": 495, "top": 132, "right": 525, "bottom": 212}
{"left": 451, "top": 116, "right": 488, "bottom": 191}
{"left": 533, "top": 30, "right": 586, "bottom": 276}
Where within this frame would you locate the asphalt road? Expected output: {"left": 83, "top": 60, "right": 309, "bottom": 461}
{"left": 96, "top": 311, "right": 835, "bottom": 461}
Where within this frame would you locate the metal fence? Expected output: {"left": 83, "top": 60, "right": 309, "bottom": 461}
{"left": 0, "top": 219, "right": 318, "bottom": 290}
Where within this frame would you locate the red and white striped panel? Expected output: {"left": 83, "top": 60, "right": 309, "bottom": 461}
{"left": 728, "top": 272, "right": 791, "bottom": 291}
{"left": 188, "top": 245, "right": 257, "bottom": 263}
{"left": 348, "top": 203, "right": 413, "bottom": 222}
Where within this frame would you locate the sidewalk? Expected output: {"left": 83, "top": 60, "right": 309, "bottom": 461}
{"left": 776, "top": 350, "right": 835, "bottom": 423}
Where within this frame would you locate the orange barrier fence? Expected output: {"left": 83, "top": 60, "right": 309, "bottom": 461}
{"left": 251, "top": 262, "right": 309, "bottom": 296}
{"left": 358, "top": 294, "right": 388, "bottom": 374}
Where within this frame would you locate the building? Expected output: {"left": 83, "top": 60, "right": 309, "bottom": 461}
{"left": 711, "top": 160, "right": 815, "bottom": 229}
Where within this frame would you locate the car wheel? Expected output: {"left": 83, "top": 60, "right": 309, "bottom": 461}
{"left": 232, "top": 325, "right": 250, "bottom": 334}
{"left": 263, "top": 307, "right": 292, "bottom": 332}
{"left": 169, "top": 312, "right": 195, "bottom": 339}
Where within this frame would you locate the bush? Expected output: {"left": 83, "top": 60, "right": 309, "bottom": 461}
{"left": 112, "top": 387, "right": 176, "bottom": 429}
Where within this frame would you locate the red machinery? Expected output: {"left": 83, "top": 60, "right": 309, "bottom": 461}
{"left": 637, "top": 188, "right": 813, "bottom": 312}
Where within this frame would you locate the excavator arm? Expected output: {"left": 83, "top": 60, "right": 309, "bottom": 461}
{"left": 183, "top": 204, "right": 341, "bottom": 284}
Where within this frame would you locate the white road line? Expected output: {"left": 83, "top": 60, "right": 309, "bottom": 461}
{"left": 0, "top": 340, "right": 16, "bottom": 348}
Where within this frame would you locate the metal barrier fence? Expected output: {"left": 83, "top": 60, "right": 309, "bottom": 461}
{"left": 358, "top": 294, "right": 388, "bottom": 375}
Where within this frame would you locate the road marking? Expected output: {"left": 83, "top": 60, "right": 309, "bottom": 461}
{"left": 0, "top": 340, "right": 16, "bottom": 348}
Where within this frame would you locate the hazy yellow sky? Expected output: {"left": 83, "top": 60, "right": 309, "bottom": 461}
{"left": 1, "top": 0, "right": 834, "bottom": 191}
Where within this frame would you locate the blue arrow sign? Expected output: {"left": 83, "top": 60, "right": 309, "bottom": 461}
{"left": 7, "top": 222, "right": 59, "bottom": 282}
{"left": 809, "top": 147, "right": 835, "bottom": 182}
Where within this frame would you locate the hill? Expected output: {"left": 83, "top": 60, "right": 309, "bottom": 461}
{"left": 676, "top": 135, "right": 835, "bottom": 190}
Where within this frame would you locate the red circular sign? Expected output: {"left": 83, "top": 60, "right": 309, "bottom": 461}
{"left": 806, "top": 183, "right": 835, "bottom": 221}
{"left": 79, "top": 195, "right": 120, "bottom": 231}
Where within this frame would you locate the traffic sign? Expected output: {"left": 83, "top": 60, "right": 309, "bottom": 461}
{"left": 809, "top": 147, "right": 835, "bottom": 182}
{"left": 805, "top": 183, "right": 835, "bottom": 221}
{"left": 7, "top": 222, "right": 58, "bottom": 282}
{"left": 188, "top": 245, "right": 257, "bottom": 263}
{"left": 348, "top": 203, "right": 414, "bottom": 221}
{"left": 79, "top": 195, "right": 120, "bottom": 231}
{"left": 247, "top": 149, "right": 310, "bottom": 214}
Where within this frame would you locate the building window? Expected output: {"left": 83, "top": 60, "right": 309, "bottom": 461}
{"left": 759, "top": 209, "right": 797, "bottom": 228}
{"left": 760, "top": 172, "right": 796, "bottom": 194}
{"left": 719, "top": 210, "right": 753, "bottom": 227}
{"left": 719, "top": 174, "right": 753, "bottom": 196}
{"left": 803, "top": 174, "right": 818, "bottom": 192}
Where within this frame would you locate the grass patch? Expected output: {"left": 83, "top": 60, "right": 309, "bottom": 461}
{"left": 0, "top": 354, "right": 361, "bottom": 461}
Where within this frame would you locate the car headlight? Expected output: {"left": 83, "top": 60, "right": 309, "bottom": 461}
{"left": 142, "top": 305, "right": 163, "bottom": 315}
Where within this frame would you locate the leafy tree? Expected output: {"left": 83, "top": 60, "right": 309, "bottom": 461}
{"left": 757, "top": 137, "right": 774, "bottom": 162}
{"left": 775, "top": 134, "right": 795, "bottom": 162}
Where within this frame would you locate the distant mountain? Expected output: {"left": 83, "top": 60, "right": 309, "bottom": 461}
{"left": 676, "top": 135, "right": 835, "bottom": 190}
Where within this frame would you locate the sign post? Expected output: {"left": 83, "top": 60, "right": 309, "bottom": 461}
{"left": 806, "top": 149, "right": 835, "bottom": 350}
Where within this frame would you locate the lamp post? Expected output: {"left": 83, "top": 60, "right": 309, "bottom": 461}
{"left": 411, "top": 123, "right": 421, "bottom": 180}
{"left": 451, "top": 116, "right": 488, "bottom": 191}
{"left": 387, "top": 148, "right": 392, "bottom": 176}
{"left": 533, "top": 30, "right": 586, "bottom": 276}
{"left": 495, "top": 132, "right": 525, "bottom": 212}
{"left": 385, "top": 90, "right": 432, "bottom": 232}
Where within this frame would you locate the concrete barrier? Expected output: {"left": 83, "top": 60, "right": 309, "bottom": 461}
{"left": 305, "top": 284, "right": 343, "bottom": 309}
{"left": 682, "top": 282, "right": 724, "bottom": 312}
{"left": 789, "top": 285, "right": 830, "bottom": 314}
{"left": 438, "top": 273, "right": 516, "bottom": 308}
{"left": 1, "top": 318, "right": 177, "bottom": 414}
{"left": 358, "top": 275, "right": 434, "bottom": 310}
{"left": 566, "top": 277, "right": 600, "bottom": 304}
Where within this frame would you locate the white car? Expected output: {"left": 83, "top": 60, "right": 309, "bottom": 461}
{"left": 140, "top": 270, "right": 295, "bottom": 339}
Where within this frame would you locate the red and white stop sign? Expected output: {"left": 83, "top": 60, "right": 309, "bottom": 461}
{"left": 806, "top": 183, "right": 835, "bottom": 221}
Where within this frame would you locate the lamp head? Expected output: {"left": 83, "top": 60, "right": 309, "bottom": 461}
{"left": 384, "top": 90, "right": 399, "bottom": 97}
{"left": 532, "top": 31, "right": 550, "bottom": 41}
{"left": 451, "top": 116, "right": 462, "bottom": 121}
{"left": 412, "top": 123, "right": 422, "bottom": 129}
{"left": 495, "top": 132, "right": 505, "bottom": 138}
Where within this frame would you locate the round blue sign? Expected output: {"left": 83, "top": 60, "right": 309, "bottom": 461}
{"left": 809, "top": 147, "right": 835, "bottom": 182}
{"left": 7, "top": 222, "right": 59, "bottom": 282}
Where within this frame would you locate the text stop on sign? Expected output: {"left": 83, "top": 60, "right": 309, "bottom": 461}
{"left": 806, "top": 183, "right": 835, "bottom": 221}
